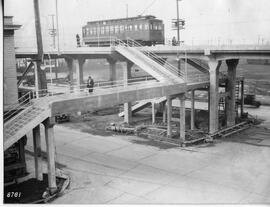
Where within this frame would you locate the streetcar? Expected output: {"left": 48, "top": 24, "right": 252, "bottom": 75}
{"left": 82, "top": 15, "right": 164, "bottom": 46}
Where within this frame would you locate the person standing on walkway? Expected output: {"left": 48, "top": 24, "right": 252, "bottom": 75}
{"left": 87, "top": 76, "right": 94, "bottom": 93}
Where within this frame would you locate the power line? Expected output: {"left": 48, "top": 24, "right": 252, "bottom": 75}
{"left": 140, "top": 0, "right": 157, "bottom": 16}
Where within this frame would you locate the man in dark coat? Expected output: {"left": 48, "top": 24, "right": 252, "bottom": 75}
{"left": 87, "top": 76, "right": 94, "bottom": 93}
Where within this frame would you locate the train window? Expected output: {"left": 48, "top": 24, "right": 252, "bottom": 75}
{"left": 110, "top": 26, "right": 114, "bottom": 34}
{"left": 144, "top": 24, "right": 149, "bottom": 30}
{"left": 134, "top": 24, "right": 138, "bottom": 31}
{"left": 158, "top": 24, "right": 162, "bottom": 30}
{"left": 154, "top": 24, "right": 158, "bottom": 30}
{"left": 124, "top": 25, "right": 128, "bottom": 31}
{"left": 101, "top": 27, "right": 105, "bottom": 34}
{"left": 129, "top": 25, "right": 133, "bottom": 31}
{"left": 93, "top": 28, "right": 97, "bottom": 35}
{"left": 86, "top": 28, "right": 89, "bottom": 35}
{"left": 115, "top": 25, "right": 119, "bottom": 33}
{"left": 120, "top": 25, "right": 124, "bottom": 32}
{"left": 105, "top": 26, "right": 109, "bottom": 34}
{"left": 150, "top": 24, "right": 153, "bottom": 30}
{"left": 89, "top": 28, "right": 92, "bottom": 35}
{"left": 139, "top": 24, "right": 143, "bottom": 30}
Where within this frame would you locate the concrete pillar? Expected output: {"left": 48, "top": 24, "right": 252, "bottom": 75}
{"left": 162, "top": 101, "right": 167, "bottom": 123}
{"left": 33, "top": 125, "right": 43, "bottom": 181}
{"left": 240, "top": 80, "right": 244, "bottom": 117}
{"left": 43, "top": 118, "right": 57, "bottom": 192}
{"left": 75, "top": 58, "right": 85, "bottom": 89}
{"left": 167, "top": 95, "right": 172, "bottom": 137}
{"left": 107, "top": 58, "right": 117, "bottom": 85}
{"left": 179, "top": 94, "right": 186, "bottom": 142}
{"left": 208, "top": 59, "right": 222, "bottom": 134}
{"left": 190, "top": 90, "right": 195, "bottom": 130}
{"left": 123, "top": 61, "right": 133, "bottom": 124}
{"left": 65, "top": 58, "right": 74, "bottom": 92}
{"left": 152, "top": 102, "right": 156, "bottom": 124}
{"left": 225, "top": 59, "right": 239, "bottom": 127}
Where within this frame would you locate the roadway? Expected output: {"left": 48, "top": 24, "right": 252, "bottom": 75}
{"left": 23, "top": 105, "right": 270, "bottom": 204}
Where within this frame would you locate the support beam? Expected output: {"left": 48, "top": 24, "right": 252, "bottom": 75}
{"left": 167, "top": 95, "right": 172, "bottom": 137}
{"left": 208, "top": 59, "right": 222, "bottom": 134}
{"left": 43, "top": 118, "right": 57, "bottom": 192}
{"left": 152, "top": 102, "right": 156, "bottom": 124}
{"left": 190, "top": 90, "right": 195, "bottom": 130}
{"left": 107, "top": 58, "right": 117, "bottom": 85}
{"left": 75, "top": 58, "right": 85, "bottom": 89}
{"left": 33, "top": 125, "right": 43, "bottom": 181}
{"left": 225, "top": 59, "right": 239, "bottom": 127}
{"left": 162, "top": 101, "right": 167, "bottom": 123}
{"left": 179, "top": 94, "right": 186, "bottom": 142}
{"left": 65, "top": 58, "right": 74, "bottom": 92}
{"left": 240, "top": 80, "right": 244, "bottom": 117}
{"left": 123, "top": 61, "right": 133, "bottom": 124}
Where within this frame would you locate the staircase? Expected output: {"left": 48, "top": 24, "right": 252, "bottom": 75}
{"left": 182, "top": 58, "right": 209, "bottom": 74}
{"left": 4, "top": 93, "right": 50, "bottom": 150}
{"left": 113, "top": 38, "right": 184, "bottom": 84}
{"left": 235, "top": 80, "right": 241, "bottom": 116}
{"left": 118, "top": 96, "right": 167, "bottom": 117}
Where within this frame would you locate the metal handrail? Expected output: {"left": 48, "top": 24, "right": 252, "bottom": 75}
{"left": 112, "top": 38, "right": 183, "bottom": 82}
{"left": 125, "top": 38, "right": 185, "bottom": 78}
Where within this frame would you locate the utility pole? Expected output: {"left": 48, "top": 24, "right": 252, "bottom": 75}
{"left": 176, "top": 0, "right": 180, "bottom": 44}
{"left": 49, "top": 14, "right": 56, "bottom": 49}
{"left": 33, "top": 0, "right": 47, "bottom": 91}
{"left": 55, "top": 0, "right": 60, "bottom": 82}
{"left": 126, "top": 4, "right": 128, "bottom": 18}
{"left": 55, "top": 0, "right": 60, "bottom": 53}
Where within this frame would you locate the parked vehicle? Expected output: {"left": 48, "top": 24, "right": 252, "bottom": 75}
{"left": 244, "top": 94, "right": 261, "bottom": 108}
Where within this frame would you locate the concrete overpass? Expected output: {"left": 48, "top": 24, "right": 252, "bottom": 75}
{"left": 7, "top": 41, "right": 270, "bottom": 193}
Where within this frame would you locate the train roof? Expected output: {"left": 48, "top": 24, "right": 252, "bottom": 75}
{"left": 86, "top": 15, "right": 161, "bottom": 25}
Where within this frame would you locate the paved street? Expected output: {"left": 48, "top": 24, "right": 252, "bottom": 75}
{"left": 24, "top": 106, "right": 270, "bottom": 204}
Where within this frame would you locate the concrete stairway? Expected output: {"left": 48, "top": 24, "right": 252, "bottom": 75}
{"left": 182, "top": 58, "right": 209, "bottom": 74}
{"left": 4, "top": 97, "right": 50, "bottom": 150}
{"left": 114, "top": 40, "right": 184, "bottom": 84}
{"left": 119, "top": 96, "right": 167, "bottom": 117}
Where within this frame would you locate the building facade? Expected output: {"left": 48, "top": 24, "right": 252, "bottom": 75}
{"left": 4, "top": 16, "right": 21, "bottom": 108}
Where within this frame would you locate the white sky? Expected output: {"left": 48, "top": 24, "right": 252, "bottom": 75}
{"left": 4, "top": 0, "right": 270, "bottom": 49}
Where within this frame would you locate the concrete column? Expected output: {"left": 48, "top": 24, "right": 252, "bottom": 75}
{"left": 225, "top": 59, "right": 239, "bottom": 127}
{"left": 162, "top": 101, "right": 167, "bottom": 123}
{"left": 75, "top": 58, "right": 85, "bottom": 89}
{"left": 65, "top": 58, "right": 74, "bottom": 92}
{"left": 107, "top": 58, "right": 117, "bottom": 85}
{"left": 123, "top": 61, "right": 133, "bottom": 124}
{"left": 152, "top": 102, "right": 156, "bottom": 124}
{"left": 240, "top": 80, "right": 244, "bottom": 117}
{"left": 33, "top": 125, "right": 43, "bottom": 181}
{"left": 190, "top": 90, "right": 195, "bottom": 130}
{"left": 167, "top": 95, "right": 172, "bottom": 137}
{"left": 208, "top": 59, "right": 222, "bottom": 134}
{"left": 179, "top": 94, "right": 186, "bottom": 142}
{"left": 43, "top": 118, "right": 57, "bottom": 192}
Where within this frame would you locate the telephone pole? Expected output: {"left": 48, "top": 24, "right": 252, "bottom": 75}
{"left": 49, "top": 14, "right": 56, "bottom": 49}
{"left": 176, "top": 0, "right": 180, "bottom": 44}
{"left": 33, "top": 0, "right": 47, "bottom": 91}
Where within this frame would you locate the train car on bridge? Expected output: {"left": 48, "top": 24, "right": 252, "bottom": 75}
{"left": 82, "top": 15, "right": 164, "bottom": 47}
